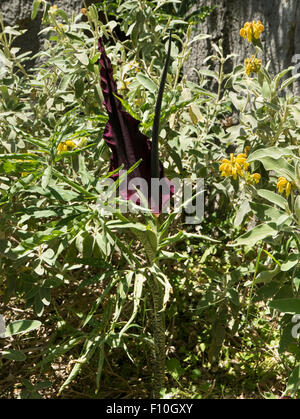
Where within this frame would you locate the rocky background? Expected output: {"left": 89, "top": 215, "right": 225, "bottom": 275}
{"left": 184, "top": 0, "right": 300, "bottom": 94}
{"left": 0, "top": 0, "right": 95, "bottom": 67}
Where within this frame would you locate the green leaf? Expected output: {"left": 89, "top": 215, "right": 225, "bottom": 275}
{"left": 34, "top": 293, "right": 44, "bottom": 316}
{"left": 39, "top": 287, "right": 51, "bottom": 306}
{"left": 166, "top": 358, "right": 185, "bottom": 381}
{"left": 35, "top": 337, "right": 84, "bottom": 368}
{"left": 1, "top": 349, "right": 26, "bottom": 361}
{"left": 279, "top": 323, "right": 295, "bottom": 353}
{"left": 280, "top": 74, "right": 300, "bottom": 91}
{"left": 136, "top": 73, "right": 157, "bottom": 93}
{"left": 268, "top": 298, "right": 300, "bottom": 314}
{"left": 119, "top": 272, "right": 145, "bottom": 339}
{"left": 261, "top": 81, "right": 271, "bottom": 99}
{"left": 247, "top": 148, "right": 295, "bottom": 181}
{"left": 0, "top": 49, "right": 12, "bottom": 67}
{"left": 159, "top": 231, "right": 183, "bottom": 248}
{"left": 255, "top": 266, "right": 281, "bottom": 284}
{"left": 227, "top": 288, "right": 240, "bottom": 306}
{"left": 295, "top": 161, "right": 300, "bottom": 190}
{"left": 113, "top": 93, "right": 140, "bottom": 120}
{"left": 41, "top": 166, "right": 52, "bottom": 189}
{"left": 198, "top": 68, "right": 218, "bottom": 81}
{"left": 249, "top": 202, "right": 286, "bottom": 223}
{"left": 56, "top": 9, "right": 69, "bottom": 23}
{"left": 74, "top": 79, "right": 84, "bottom": 98}
{"left": 5, "top": 319, "right": 42, "bottom": 337}
{"left": 58, "top": 335, "right": 104, "bottom": 396}
{"left": 247, "top": 147, "right": 294, "bottom": 162}
{"left": 51, "top": 168, "right": 96, "bottom": 198}
{"left": 295, "top": 196, "right": 300, "bottom": 223}
{"left": 273, "top": 67, "right": 294, "bottom": 89}
{"left": 183, "top": 232, "right": 220, "bottom": 243}
{"left": 285, "top": 364, "right": 300, "bottom": 397}
{"left": 75, "top": 52, "right": 89, "bottom": 66}
{"left": 229, "top": 223, "right": 278, "bottom": 247}
{"left": 96, "top": 343, "right": 105, "bottom": 393}
{"left": 228, "top": 91, "right": 247, "bottom": 111}
{"left": 281, "top": 253, "right": 299, "bottom": 272}
{"left": 31, "top": 0, "right": 40, "bottom": 19}
{"left": 257, "top": 189, "right": 288, "bottom": 211}
{"left": 234, "top": 199, "right": 251, "bottom": 227}
{"left": 187, "top": 34, "right": 211, "bottom": 46}
{"left": 40, "top": 248, "right": 55, "bottom": 264}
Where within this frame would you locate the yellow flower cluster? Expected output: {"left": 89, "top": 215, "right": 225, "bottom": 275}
{"left": 134, "top": 98, "right": 144, "bottom": 106}
{"left": 244, "top": 146, "right": 251, "bottom": 155}
{"left": 276, "top": 177, "right": 294, "bottom": 197}
{"left": 49, "top": 5, "right": 58, "bottom": 14}
{"left": 249, "top": 173, "right": 261, "bottom": 184}
{"left": 240, "top": 20, "right": 264, "bottom": 43}
{"left": 244, "top": 55, "right": 262, "bottom": 76}
{"left": 53, "top": 23, "right": 64, "bottom": 31}
{"left": 121, "top": 80, "right": 130, "bottom": 90}
{"left": 128, "top": 62, "right": 140, "bottom": 73}
{"left": 219, "top": 153, "right": 250, "bottom": 180}
{"left": 57, "top": 140, "right": 76, "bottom": 153}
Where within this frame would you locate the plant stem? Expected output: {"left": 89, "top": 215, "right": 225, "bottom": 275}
{"left": 136, "top": 226, "right": 166, "bottom": 398}
{"left": 150, "top": 274, "right": 165, "bottom": 398}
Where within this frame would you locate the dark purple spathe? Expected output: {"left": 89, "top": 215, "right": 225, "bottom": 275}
{"left": 98, "top": 38, "right": 173, "bottom": 212}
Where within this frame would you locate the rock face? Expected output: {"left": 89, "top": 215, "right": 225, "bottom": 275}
{"left": 184, "top": 0, "right": 300, "bottom": 94}
{"left": 0, "top": 0, "right": 93, "bottom": 66}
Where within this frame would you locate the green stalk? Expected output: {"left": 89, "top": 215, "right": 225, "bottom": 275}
{"left": 133, "top": 225, "right": 165, "bottom": 398}
{"left": 147, "top": 30, "right": 172, "bottom": 397}
{"left": 150, "top": 273, "right": 165, "bottom": 398}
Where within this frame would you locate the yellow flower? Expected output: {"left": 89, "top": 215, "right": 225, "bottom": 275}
{"left": 121, "top": 80, "right": 130, "bottom": 90}
{"left": 240, "top": 20, "right": 264, "bottom": 43}
{"left": 244, "top": 55, "right": 262, "bottom": 76}
{"left": 134, "top": 98, "right": 144, "bottom": 106}
{"left": 49, "top": 5, "right": 58, "bottom": 13}
{"left": 57, "top": 140, "right": 76, "bottom": 154}
{"left": 219, "top": 153, "right": 249, "bottom": 180}
{"left": 57, "top": 143, "right": 65, "bottom": 153}
{"left": 81, "top": 8, "right": 87, "bottom": 15}
{"left": 250, "top": 173, "right": 261, "bottom": 184}
{"left": 276, "top": 177, "right": 294, "bottom": 197}
{"left": 219, "top": 161, "right": 232, "bottom": 177}
{"left": 53, "top": 23, "right": 64, "bottom": 32}
{"left": 65, "top": 140, "right": 76, "bottom": 149}
{"left": 244, "top": 146, "right": 251, "bottom": 155}
{"left": 236, "top": 153, "right": 250, "bottom": 170}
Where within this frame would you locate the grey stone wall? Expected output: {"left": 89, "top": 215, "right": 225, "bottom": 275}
{"left": 0, "top": 0, "right": 92, "bottom": 67}
{"left": 184, "top": 0, "right": 300, "bottom": 94}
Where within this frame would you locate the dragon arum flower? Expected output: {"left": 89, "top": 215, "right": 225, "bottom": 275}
{"left": 98, "top": 37, "right": 174, "bottom": 213}
{"left": 240, "top": 20, "right": 264, "bottom": 43}
{"left": 244, "top": 55, "right": 262, "bottom": 76}
{"left": 219, "top": 153, "right": 249, "bottom": 180}
{"left": 276, "top": 176, "right": 294, "bottom": 197}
